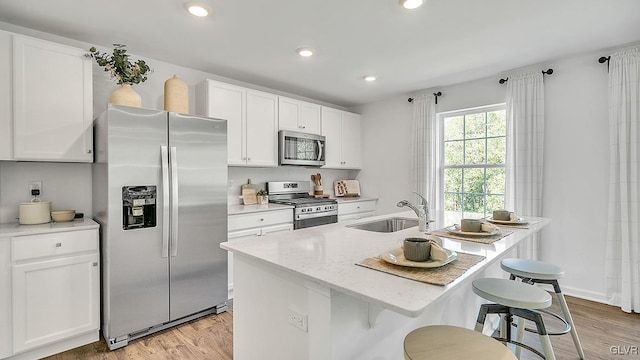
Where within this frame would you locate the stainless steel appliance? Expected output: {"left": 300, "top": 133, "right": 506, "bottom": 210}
{"left": 278, "top": 130, "right": 326, "bottom": 166}
{"left": 268, "top": 181, "right": 337, "bottom": 229}
{"left": 93, "top": 105, "right": 228, "bottom": 350}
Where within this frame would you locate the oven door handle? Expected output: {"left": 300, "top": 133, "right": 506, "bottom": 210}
{"left": 295, "top": 209, "right": 338, "bottom": 221}
{"left": 317, "top": 140, "right": 323, "bottom": 161}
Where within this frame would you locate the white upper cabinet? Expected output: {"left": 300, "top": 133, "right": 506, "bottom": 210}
{"left": 278, "top": 96, "right": 321, "bottom": 135}
{"left": 321, "top": 107, "right": 362, "bottom": 169}
{"left": 13, "top": 35, "right": 93, "bottom": 162}
{"left": 196, "top": 80, "right": 278, "bottom": 167}
{"left": 0, "top": 31, "right": 12, "bottom": 161}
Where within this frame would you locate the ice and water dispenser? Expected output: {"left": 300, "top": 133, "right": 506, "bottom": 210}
{"left": 122, "top": 186, "right": 157, "bottom": 230}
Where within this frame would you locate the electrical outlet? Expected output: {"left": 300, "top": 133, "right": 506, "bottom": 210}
{"left": 28, "top": 181, "right": 42, "bottom": 196}
{"left": 287, "top": 308, "right": 308, "bottom": 332}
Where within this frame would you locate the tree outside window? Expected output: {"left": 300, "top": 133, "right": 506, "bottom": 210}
{"left": 442, "top": 105, "right": 506, "bottom": 219}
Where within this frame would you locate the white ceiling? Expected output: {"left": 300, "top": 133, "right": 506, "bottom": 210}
{"left": 0, "top": 0, "right": 639, "bottom": 107}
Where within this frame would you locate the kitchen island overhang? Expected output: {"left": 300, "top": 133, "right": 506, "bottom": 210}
{"left": 222, "top": 211, "right": 551, "bottom": 360}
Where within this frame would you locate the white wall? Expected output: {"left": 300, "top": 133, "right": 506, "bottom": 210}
{"left": 0, "top": 22, "right": 354, "bottom": 223}
{"left": 355, "top": 48, "right": 624, "bottom": 303}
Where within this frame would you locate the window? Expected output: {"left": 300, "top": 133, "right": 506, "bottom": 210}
{"left": 440, "top": 105, "right": 506, "bottom": 220}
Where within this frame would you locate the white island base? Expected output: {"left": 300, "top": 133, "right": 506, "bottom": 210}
{"left": 224, "top": 212, "right": 549, "bottom": 360}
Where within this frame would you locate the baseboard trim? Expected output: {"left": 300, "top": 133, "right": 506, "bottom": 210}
{"left": 560, "top": 285, "right": 609, "bottom": 304}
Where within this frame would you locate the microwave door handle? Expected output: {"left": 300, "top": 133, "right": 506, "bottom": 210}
{"left": 170, "top": 146, "right": 179, "bottom": 257}
{"left": 317, "top": 140, "right": 323, "bottom": 161}
{"left": 161, "top": 146, "right": 169, "bottom": 258}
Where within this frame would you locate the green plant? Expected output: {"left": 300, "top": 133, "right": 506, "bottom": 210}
{"left": 257, "top": 190, "right": 268, "bottom": 197}
{"left": 88, "top": 44, "right": 152, "bottom": 85}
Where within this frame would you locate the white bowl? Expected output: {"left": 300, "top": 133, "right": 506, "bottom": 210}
{"left": 51, "top": 210, "right": 75, "bottom": 222}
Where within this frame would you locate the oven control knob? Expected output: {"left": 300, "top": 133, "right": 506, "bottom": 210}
{"left": 316, "top": 207, "right": 321, "bottom": 211}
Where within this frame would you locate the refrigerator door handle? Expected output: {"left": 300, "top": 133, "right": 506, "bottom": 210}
{"left": 161, "top": 146, "right": 170, "bottom": 258}
{"left": 170, "top": 146, "right": 179, "bottom": 257}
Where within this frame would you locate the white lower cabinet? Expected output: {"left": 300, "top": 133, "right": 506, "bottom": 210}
{"left": 0, "top": 223, "right": 99, "bottom": 360}
{"left": 227, "top": 209, "right": 293, "bottom": 297}
{"left": 338, "top": 199, "right": 377, "bottom": 222}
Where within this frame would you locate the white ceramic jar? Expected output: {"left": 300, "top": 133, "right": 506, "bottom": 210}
{"left": 19, "top": 199, "right": 51, "bottom": 224}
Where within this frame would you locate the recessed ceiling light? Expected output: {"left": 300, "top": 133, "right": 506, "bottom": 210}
{"left": 297, "top": 48, "right": 314, "bottom": 57}
{"left": 400, "top": 0, "right": 423, "bottom": 10}
{"left": 185, "top": 3, "right": 211, "bottom": 17}
{"left": 363, "top": 75, "right": 377, "bottom": 82}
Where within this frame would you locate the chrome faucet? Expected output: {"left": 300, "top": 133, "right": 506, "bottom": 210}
{"left": 397, "top": 192, "right": 430, "bottom": 231}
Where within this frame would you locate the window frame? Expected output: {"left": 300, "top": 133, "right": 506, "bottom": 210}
{"left": 438, "top": 103, "right": 507, "bottom": 220}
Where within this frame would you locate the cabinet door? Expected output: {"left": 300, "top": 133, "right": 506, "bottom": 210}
{"left": 341, "top": 112, "right": 362, "bottom": 169}
{"left": 13, "top": 35, "right": 93, "bottom": 162}
{"left": 321, "top": 107, "right": 343, "bottom": 168}
{"left": 298, "top": 102, "right": 321, "bottom": 135}
{"left": 12, "top": 253, "right": 99, "bottom": 353}
{"left": 246, "top": 90, "right": 278, "bottom": 167}
{"left": 278, "top": 97, "right": 301, "bottom": 132}
{"left": 206, "top": 80, "right": 246, "bottom": 165}
{"left": 0, "top": 31, "right": 12, "bottom": 160}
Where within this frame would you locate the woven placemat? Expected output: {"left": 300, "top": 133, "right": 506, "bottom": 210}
{"left": 485, "top": 219, "right": 542, "bottom": 229}
{"left": 356, "top": 252, "right": 486, "bottom": 286}
{"left": 429, "top": 227, "right": 513, "bottom": 244}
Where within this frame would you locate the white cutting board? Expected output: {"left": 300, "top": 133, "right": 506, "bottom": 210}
{"left": 334, "top": 180, "right": 360, "bottom": 197}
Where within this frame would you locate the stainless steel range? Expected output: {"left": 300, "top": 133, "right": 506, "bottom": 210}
{"left": 268, "top": 181, "right": 338, "bottom": 229}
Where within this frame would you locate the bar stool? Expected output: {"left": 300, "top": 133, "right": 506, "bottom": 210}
{"left": 472, "top": 278, "right": 556, "bottom": 360}
{"left": 501, "top": 258, "right": 585, "bottom": 359}
{"left": 404, "top": 325, "right": 517, "bottom": 360}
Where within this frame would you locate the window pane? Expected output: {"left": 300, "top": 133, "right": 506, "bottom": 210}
{"left": 463, "top": 168, "right": 485, "bottom": 193}
{"left": 444, "top": 116, "right": 464, "bottom": 141}
{"left": 444, "top": 141, "right": 463, "bottom": 165}
{"left": 464, "top": 113, "right": 485, "bottom": 139}
{"left": 487, "top": 137, "right": 506, "bottom": 164}
{"left": 486, "top": 195, "right": 504, "bottom": 213}
{"left": 487, "top": 110, "right": 506, "bottom": 137}
{"left": 445, "top": 193, "right": 462, "bottom": 212}
{"left": 463, "top": 193, "right": 485, "bottom": 216}
{"left": 486, "top": 168, "right": 506, "bottom": 194}
{"left": 444, "top": 168, "right": 462, "bottom": 193}
{"left": 465, "top": 139, "right": 486, "bottom": 165}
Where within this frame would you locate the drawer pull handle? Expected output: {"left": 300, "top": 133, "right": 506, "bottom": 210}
{"left": 55, "top": 242, "right": 62, "bottom": 247}
{"left": 93, "top": 262, "right": 98, "bottom": 267}
{"left": 260, "top": 218, "right": 264, "bottom": 221}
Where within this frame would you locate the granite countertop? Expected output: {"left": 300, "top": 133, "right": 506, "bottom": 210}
{"left": 0, "top": 218, "right": 99, "bottom": 237}
{"left": 228, "top": 203, "right": 294, "bottom": 215}
{"left": 221, "top": 211, "right": 550, "bottom": 317}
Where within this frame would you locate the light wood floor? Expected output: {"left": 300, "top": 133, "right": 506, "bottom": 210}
{"left": 47, "top": 295, "right": 638, "bottom": 359}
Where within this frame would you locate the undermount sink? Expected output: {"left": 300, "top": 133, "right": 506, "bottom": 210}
{"left": 347, "top": 217, "right": 419, "bottom": 233}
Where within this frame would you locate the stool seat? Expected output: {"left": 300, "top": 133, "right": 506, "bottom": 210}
{"left": 404, "top": 325, "right": 517, "bottom": 360}
{"left": 501, "top": 258, "right": 564, "bottom": 280}
{"left": 472, "top": 278, "right": 552, "bottom": 309}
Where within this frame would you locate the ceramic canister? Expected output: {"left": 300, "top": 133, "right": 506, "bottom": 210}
{"left": 164, "top": 74, "right": 189, "bottom": 113}
{"left": 19, "top": 200, "right": 51, "bottom": 224}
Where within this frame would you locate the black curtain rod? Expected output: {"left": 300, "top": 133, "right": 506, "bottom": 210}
{"left": 498, "top": 69, "right": 554, "bottom": 84}
{"left": 599, "top": 56, "right": 611, "bottom": 72}
{"left": 408, "top": 91, "right": 442, "bottom": 104}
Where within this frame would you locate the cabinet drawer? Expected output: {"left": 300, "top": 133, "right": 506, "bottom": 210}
{"left": 12, "top": 229, "right": 98, "bottom": 262}
{"left": 228, "top": 209, "right": 293, "bottom": 232}
{"left": 338, "top": 200, "right": 376, "bottom": 216}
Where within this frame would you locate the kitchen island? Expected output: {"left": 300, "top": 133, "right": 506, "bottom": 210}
{"left": 221, "top": 211, "right": 550, "bottom": 360}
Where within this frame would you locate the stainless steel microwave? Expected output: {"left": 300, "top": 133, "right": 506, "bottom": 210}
{"left": 278, "top": 130, "right": 325, "bottom": 166}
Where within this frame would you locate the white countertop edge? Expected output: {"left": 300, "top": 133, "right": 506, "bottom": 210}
{"left": 335, "top": 197, "right": 378, "bottom": 203}
{"left": 228, "top": 203, "right": 294, "bottom": 215}
{"left": 222, "top": 212, "right": 551, "bottom": 318}
{"left": 0, "top": 218, "right": 99, "bottom": 237}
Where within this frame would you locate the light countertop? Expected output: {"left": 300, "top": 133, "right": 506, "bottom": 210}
{"left": 222, "top": 211, "right": 550, "bottom": 317}
{"left": 335, "top": 197, "right": 378, "bottom": 203}
{"left": 0, "top": 218, "right": 99, "bottom": 237}
{"left": 228, "top": 203, "right": 294, "bottom": 215}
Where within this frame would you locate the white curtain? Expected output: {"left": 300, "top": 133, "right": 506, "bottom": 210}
{"left": 605, "top": 48, "right": 640, "bottom": 313}
{"left": 411, "top": 95, "right": 440, "bottom": 213}
{"left": 505, "top": 72, "right": 545, "bottom": 260}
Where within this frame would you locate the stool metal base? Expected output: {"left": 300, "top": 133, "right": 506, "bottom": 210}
{"left": 475, "top": 304, "right": 556, "bottom": 360}
{"left": 510, "top": 274, "right": 585, "bottom": 359}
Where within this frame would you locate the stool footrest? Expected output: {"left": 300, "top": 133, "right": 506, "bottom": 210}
{"left": 493, "top": 337, "right": 547, "bottom": 360}
{"left": 513, "top": 309, "right": 571, "bottom": 336}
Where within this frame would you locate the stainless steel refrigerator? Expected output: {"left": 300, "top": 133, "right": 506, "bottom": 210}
{"left": 92, "top": 105, "right": 228, "bottom": 350}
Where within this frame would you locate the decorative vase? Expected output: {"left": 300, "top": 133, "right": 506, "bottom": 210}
{"left": 164, "top": 74, "right": 189, "bottom": 113}
{"left": 109, "top": 84, "right": 142, "bottom": 107}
